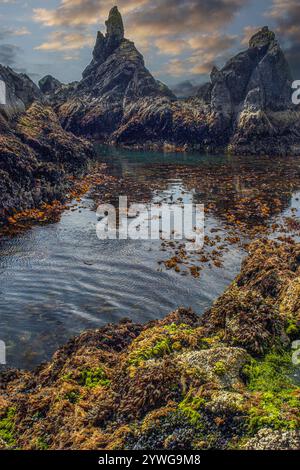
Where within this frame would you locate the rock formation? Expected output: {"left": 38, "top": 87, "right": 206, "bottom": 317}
{"left": 0, "top": 66, "right": 95, "bottom": 222}
{"left": 40, "top": 8, "right": 300, "bottom": 155}
{"left": 46, "top": 6, "right": 174, "bottom": 140}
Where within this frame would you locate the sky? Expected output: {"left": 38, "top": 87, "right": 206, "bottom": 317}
{"left": 0, "top": 0, "right": 299, "bottom": 87}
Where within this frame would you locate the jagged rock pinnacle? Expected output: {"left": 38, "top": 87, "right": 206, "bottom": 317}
{"left": 105, "top": 6, "right": 124, "bottom": 49}
{"left": 249, "top": 26, "right": 275, "bottom": 49}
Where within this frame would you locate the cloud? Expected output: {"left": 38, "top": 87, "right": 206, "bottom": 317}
{"left": 159, "top": 33, "right": 237, "bottom": 77}
{"left": 154, "top": 37, "right": 189, "bottom": 56}
{"left": 126, "top": 0, "right": 248, "bottom": 41}
{"left": 267, "top": 0, "right": 300, "bottom": 76}
{"left": 0, "top": 43, "right": 21, "bottom": 66}
{"left": 33, "top": 0, "right": 248, "bottom": 43}
{"left": 35, "top": 31, "right": 94, "bottom": 52}
{"left": 32, "top": 0, "right": 247, "bottom": 76}
{"left": 33, "top": 0, "right": 148, "bottom": 27}
{"left": 0, "top": 26, "right": 31, "bottom": 40}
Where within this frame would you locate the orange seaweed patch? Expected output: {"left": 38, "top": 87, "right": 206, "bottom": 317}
{"left": 0, "top": 163, "right": 108, "bottom": 237}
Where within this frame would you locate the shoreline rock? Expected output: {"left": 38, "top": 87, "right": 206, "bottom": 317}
{"left": 0, "top": 239, "right": 299, "bottom": 450}
{"left": 0, "top": 66, "right": 96, "bottom": 224}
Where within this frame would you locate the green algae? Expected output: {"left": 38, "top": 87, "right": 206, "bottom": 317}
{"left": 243, "top": 350, "right": 300, "bottom": 433}
{"left": 64, "top": 390, "right": 81, "bottom": 404}
{"left": 36, "top": 436, "right": 49, "bottom": 450}
{"left": 128, "top": 323, "right": 205, "bottom": 367}
{"left": 214, "top": 361, "right": 227, "bottom": 375}
{"left": 178, "top": 393, "right": 206, "bottom": 428}
{"left": 78, "top": 367, "right": 110, "bottom": 388}
{"left": 0, "top": 407, "right": 16, "bottom": 447}
{"left": 285, "top": 318, "right": 300, "bottom": 339}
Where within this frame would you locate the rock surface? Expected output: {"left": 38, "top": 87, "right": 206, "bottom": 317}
{"left": 0, "top": 66, "right": 95, "bottom": 222}
{"left": 0, "top": 240, "right": 299, "bottom": 450}
{"left": 40, "top": 8, "right": 300, "bottom": 155}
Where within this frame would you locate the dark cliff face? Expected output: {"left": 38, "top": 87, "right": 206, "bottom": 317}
{"left": 0, "top": 65, "right": 44, "bottom": 118}
{"left": 111, "top": 24, "right": 299, "bottom": 154}
{"left": 38, "top": 75, "right": 63, "bottom": 95}
{"left": 39, "top": 9, "right": 300, "bottom": 155}
{"left": 209, "top": 26, "right": 293, "bottom": 116}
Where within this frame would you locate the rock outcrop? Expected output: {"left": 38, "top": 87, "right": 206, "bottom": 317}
{"left": 0, "top": 239, "right": 299, "bottom": 450}
{"left": 0, "top": 66, "right": 95, "bottom": 222}
{"left": 46, "top": 6, "right": 174, "bottom": 140}
{"left": 40, "top": 8, "right": 300, "bottom": 155}
{"left": 38, "top": 75, "right": 63, "bottom": 95}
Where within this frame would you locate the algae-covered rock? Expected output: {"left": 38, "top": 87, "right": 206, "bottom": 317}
{"left": 202, "top": 239, "right": 300, "bottom": 352}
{"left": 178, "top": 347, "right": 250, "bottom": 390}
{"left": 0, "top": 66, "right": 96, "bottom": 222}
{"left": 0, "top": 242, "right": 299, "bottom": 450}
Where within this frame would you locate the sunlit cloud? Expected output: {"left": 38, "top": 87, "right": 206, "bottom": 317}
{"left": 35, "top": 31, "right": 94, "bottom": 52}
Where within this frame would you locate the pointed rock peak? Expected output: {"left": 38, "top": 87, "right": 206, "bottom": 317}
{"left": 105, "top": 6, "right": 124, "bottom": 44}
{"left": 249, "top": 26, "right": 275, "bottom": 49}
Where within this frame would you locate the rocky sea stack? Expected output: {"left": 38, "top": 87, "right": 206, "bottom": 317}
{"left": 42, "top": 6, "right": 174, "bottom": 140}
{"left": 40, "top": 7, "right": 300, "bottom": 155}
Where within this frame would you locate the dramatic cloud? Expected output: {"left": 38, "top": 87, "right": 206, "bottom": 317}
{"left": 158, "top": 33, "right": 237, "bottom": 76}
{"left": 268, "top": 0, "right": 300, "bottom": 77}
{"left": 32, "top": 0, "right": 247, "bottom": 79}
{"left": 33, "top": 0, "right": 247, "bottom": 45}
{"left": 126, "top": 0, "right": 248, "bottom": 40}
{"left": 35, "top": 31, "right": 94, "bottom": 52}
{"left": 33, "top": 0, "right": 148, "bottom": 27}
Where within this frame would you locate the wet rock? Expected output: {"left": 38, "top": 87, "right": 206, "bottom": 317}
{"left": 178, "top": 347, "right": 250, "bottom": 390}
{"left": 0, "top": 67, "right": 96, "bottom": 222}
{"left": 0, "top": 65, "right": 43, "bottom": 118}
{"left": 0, "top": 244, "right": 299, "bottom": 450}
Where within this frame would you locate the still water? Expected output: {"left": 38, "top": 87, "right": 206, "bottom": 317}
{"left": 1, "top": 146, "right": 300, "bottom": 369}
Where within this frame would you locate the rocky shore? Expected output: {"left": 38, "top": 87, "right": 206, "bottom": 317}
{"left": 0, "top": 239, "right": 299, "bottom": 450}
{"left": 40, "top": 7, "right": 300, "bottom": 156}
{"left": 0, "top": 66, "right": 96, "bottom": 224}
